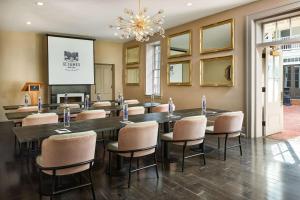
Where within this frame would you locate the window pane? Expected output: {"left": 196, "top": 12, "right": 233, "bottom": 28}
{"left": 277, "top": 19, "right": 290, "bottom": 39}
{"left": 291, "top": 16, "right": 300, "bottom": 37}
{"left": 263, "top": 22, "right": 276, "bottom": 42}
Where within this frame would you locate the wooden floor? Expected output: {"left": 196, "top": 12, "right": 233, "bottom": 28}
{"left": 1, "top": 121, "right": 300, "bottom": 200}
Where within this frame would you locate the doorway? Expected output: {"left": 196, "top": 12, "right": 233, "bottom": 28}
{"left": 93, "top": 64, "right": 114, "bottom": 101}
{"left": 261, "top": 46, "right": 284, "bottom": 136}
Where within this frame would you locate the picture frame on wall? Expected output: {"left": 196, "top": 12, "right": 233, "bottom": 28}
{"left": 126, "top": 67, "right": 140, "bottom": 86}
{"left": 200, "top": 55, "right": 234, "bottom": 87}
{"left": 126, "top": 46, "right": 140, "bottom": 65}
{"left": 200, "top": 19, "right": 234, "bottom": 54}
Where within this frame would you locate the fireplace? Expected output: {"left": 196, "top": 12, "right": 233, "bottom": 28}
{"left": 57, "top": 93, "right": 85, "bottom": 103}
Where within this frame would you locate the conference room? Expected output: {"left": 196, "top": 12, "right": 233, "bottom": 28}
{"left": 1, "top": 0, "right": 300, "bottom": 200}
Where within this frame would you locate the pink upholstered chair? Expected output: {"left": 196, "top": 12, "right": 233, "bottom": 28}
{"left": 152, "top": 104, "right": 175, "bottom": 113}
{"left": 36, "top": 131, "right": 97, "bottom": 199}
{"left": 59, "top": 103, "right": 80, "bottom": 109}
{"left": 22, "top": 113, "right": 58, "bottom": 126}
{"left": 76, "top": 110, "right": 106, "bottom": 121}
{"left": 93, "top": 101, "right": 111, "bottom": 107}
{"left": 124, "top": 99, "right": 139, "bottom": 105}
{"left": 206, "top": 111, "right": 244, "bottom": 161}
{"left": 161, "top": 115, "right": 207, "bottom": 172}
{"left": 119, "top": 106, "right": 145, "bottom": 116}
{"left": 92, "top": 101, "right": 112, "bottom": 116}
{"left": 107, "top": 121, "right": 159, "bottom": 188}
{"left": 16, "top": 106, "right": 38, "bottom": 112}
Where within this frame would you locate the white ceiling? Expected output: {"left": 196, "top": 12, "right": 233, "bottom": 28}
{"left": 0, "top": 0, "right": 256, "bottom": 42}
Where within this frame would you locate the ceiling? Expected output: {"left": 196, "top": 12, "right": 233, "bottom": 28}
{"left": 0, "top": 0, "right": 256, "bottom": 42}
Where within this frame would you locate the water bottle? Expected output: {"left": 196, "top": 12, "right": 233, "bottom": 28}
{"left": 168, "top": 97, "right": 174, "bottom": 116}
{"left": 118, "top": 92, "right": 122, "bottom": 104}
{"left": 84, "top": 95, "right": 90, "bottom": 110}
{"left": 120, "top": 96, "right": 124, "bottom": 106}
{"left": 38, "top": 96, "right": 42, "bottom": 113}
{"left": 151, "top": 94, "right": 155, "bottom": 103}
{"left": 202, "top": 95, "right": 206, "bottom": 115}
{"left": 63, "top": 107, "right": 70, "bottom": 127}
{"left": 24, "top": 94, "right": 29, "bottom": 107}
{"left": 123, "top": 103, "right": 128, "bottom": 121}
{"left": 64, "top": 93, "right": 68, "bottom": 104}
{"left": 97, "top": 93, "right": 101, "bottom": 102}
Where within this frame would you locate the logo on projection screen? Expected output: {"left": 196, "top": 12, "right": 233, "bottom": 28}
{"left": 63, "top": 51, "right": 80, "bottom": 71}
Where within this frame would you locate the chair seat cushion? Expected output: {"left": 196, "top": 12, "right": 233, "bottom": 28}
{"left": 161, "top": 132, "right": 203, "bottom": 146}
{"left": 107, "top": 142, "right": 118, "bottom": 151}
{"left": 206, "top": 126, "right": 240, "bottom": 138}
{"left": 161, "top": 132, "right": 173, "bottom": 141}
{"left": 206, "top": 126, "right": 214, "bottom": 133}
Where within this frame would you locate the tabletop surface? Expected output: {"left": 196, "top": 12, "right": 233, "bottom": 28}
{"left": 5, "top": 102, "right": 161, "bottom": 120}
{"left": 13, "top": 108, "right": 226, "bottom": 143}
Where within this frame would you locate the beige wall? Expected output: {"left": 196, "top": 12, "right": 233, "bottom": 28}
{"left": 0, "top": 32, "right": 47, "bottom": 120}
{"left": 123, "top": 0, "right": 298, "bottom": 113}
{"left": 92, "top": 40, "right": 123, "bottom": 101}
{"left": 0, "top": 31, "right": 123, "bottom": 121}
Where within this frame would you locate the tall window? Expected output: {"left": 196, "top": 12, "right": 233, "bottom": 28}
{"left": 146, "top": 42, "right": 161, "bottom": 96}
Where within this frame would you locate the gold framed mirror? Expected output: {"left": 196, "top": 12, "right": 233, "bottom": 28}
{"left": 200, "top": 19, "right": 234, "bottom": 54}
{"left": 126, "top": 68, "right": 140, "bottom": 85}
{"left": 126, "top": 46, "right": 140, "bottom": 65}
{"left": 200, "top": 55, "right": 234, "bottom": 87}
{"left": 167, "top": 30, "right": 192, "bottom": 58}
{"left": 167, "top": 60, "right": 191, "bottom": 86}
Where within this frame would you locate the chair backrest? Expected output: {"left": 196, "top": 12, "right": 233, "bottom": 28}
{"left": 118, "top": 121, "right": 158, "bottom": 157}
{"left": 22, "top": 113, "right": 58, "bottom": 126}
{"left": 40, "top": 131, "right": 97, "bottom": 175}
{"left": 124, "top": 99, "right": 139, "bottom": 105}
{"left": 76, "top": 110, "right": 106, "bottom": 121}
{"left": 213, "top": 111, "right": 244, "bottom": 133}
{"left": 173, "top": 116, "right": 207, "bottom": 145}
{"left": 59, "top": 104, "right": 80, "bottom": 109}
{"left": 152, "top": 104, "right": 175, "bottom": 113}
{"left": 93, "top": 101, "right": 111, "bottom": 107}
{"left": 16, "top": 106, "right": 38, "bottom": 112}
{"left": 119, "top": 106, "right": 145, "bottom": 116}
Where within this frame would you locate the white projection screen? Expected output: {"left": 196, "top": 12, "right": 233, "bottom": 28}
{"left": 48, "top": 36, "right": 95, "bottom": 85}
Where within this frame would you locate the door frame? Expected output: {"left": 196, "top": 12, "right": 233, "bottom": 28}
{"left": 94, "top": 63, "right": 115, "bottom": 100}
{"left": 246, "top": 2, "right": 300, "bottom": 138}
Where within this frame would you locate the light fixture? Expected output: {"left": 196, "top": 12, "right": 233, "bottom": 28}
{"left": 110, "top": 0, "right": 165, "bottom": 42}
{"left": 36, "top": 2, "right": 44, "bottom": 6}
{"left": 187, "top": 2, "right": 193, "bottom": 6}
{"left": 26, "top": 21, "right": 31, "bottom": 25}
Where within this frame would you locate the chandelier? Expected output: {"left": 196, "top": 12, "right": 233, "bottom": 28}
{"left": 110, "top": 0, "right": 165, "bottom": 42}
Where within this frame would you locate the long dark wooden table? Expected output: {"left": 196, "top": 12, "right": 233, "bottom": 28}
{"left": 3, "top": 100, "right": 137, "bottom": 110}
{"left": 13, "top": 108, "right": 224, "bottom": 144}
{"left": 5, "top": 102, "right": 160, "bottom": 121}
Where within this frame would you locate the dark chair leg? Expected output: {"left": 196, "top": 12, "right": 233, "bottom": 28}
{"left": 108, "top": 152, "right": 112, "bottom": 176}
{"left": 224, "top": 134, "right": 228, "bottom": 161}
{"left": 218, "top": 137, "right": 220, "bottom": 149}
{"left": 154, "top": 151, "right": 159, "bottom": 178}
{"left": 181, "top": 143, "right": 187, "bottom": 172}
{"left": 50, "top": 170, "right": 56, "bottom": 200}
{"left": 238, "top": 135, "right": 242, "bottom": 156}
{"left": 161, "top": 141, "right": 164, "bottom": 170}
{"left": 202, "top": 142, "right": 206, "bottom": 166}
{"left": 39, "top": 170, "right": 42, "bottom": 200}
{"left": 137, "top": 158, "right": 139, "bottom": 175}
{"left": 88, "top": 164, "right": 96, "bottom": 200}
{"left": 128, "top": 154, "right": 134, "bottom": 188}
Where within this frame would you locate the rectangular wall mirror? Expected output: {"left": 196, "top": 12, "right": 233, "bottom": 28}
{"left": 168, "top": 60, "right": 191, "bottom": 86}
{"left": 168, "top": 31, "right": 191, "bottom": 58}
{"left": 200, "top": 55, "right": 234, "bottom": 87}
{"left": 126, "top": 46, "right": 140, "bottom": 65}
{"left": 126, "top": 68, "right": 140, "bottom": 85}
{"left": 201, "top": 19, "right": 234, "bottom": 54}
